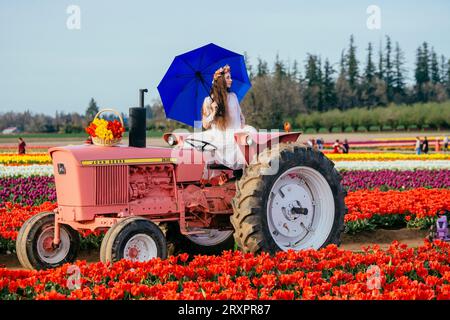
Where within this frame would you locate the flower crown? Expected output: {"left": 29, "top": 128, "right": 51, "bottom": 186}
{"left": 213, "top": 64, "right": 231, "bottom": 82}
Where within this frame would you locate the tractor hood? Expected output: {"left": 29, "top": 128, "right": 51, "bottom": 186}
{"left": 48, "top": 144, "right": 177, "bottom": 167}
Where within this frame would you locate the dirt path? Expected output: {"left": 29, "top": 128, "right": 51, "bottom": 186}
{"left": 0, "top": 229, "right": 430, "bottom": 270}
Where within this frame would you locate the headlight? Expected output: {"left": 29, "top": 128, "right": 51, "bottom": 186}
{"left": 245, "top": 135, "right": 254, "bottom": 146}
{"left": 57, "top": 163, "right": 66, "bottom": 175}
{"left": 167, "top": 135, "right": 177, "bottom": 146}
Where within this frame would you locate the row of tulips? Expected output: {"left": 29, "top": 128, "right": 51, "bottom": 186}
{"left": 1, "top": 171, "right": 447, "bottom": 208}
{"left": 1, "top": 172, "right": 449, "bottom": 209}
{"left": 334, "top": 160, "right": 450, "bottom": 171}
{"left": 0, "top": 146, "right": 55, "bottom": 154}
{"left": 0, "top": 164, "right": 54, "bottom": 177}
{"left": 0, "top": 154, "right": 51, "bottom": 165}
{"left": 345, "top": 188, "right": 450, "bottom": 233}
{"left": 2, "top": 162, "right": 450, "bottom": 179}
{"left": 1, "top": 153, "right": 450, "bottom": 166}
{"left": 0, "top": 176, "right": 57, "bottom": 207}
{"left": 1, "top": 240, "right": 450, "bottom": 299}
{"left": 1, "top": 188, "right": 449, "bottom": 252}
{"left": 340, "top": 170, "right": 450, "bottom": 191}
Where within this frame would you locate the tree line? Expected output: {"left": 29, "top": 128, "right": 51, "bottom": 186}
{"left": 1, "top": 35, "right": 449, "bottom": 133}
{"left": 296, "top": 102, "right": 449, "bottom": 133}
{"left": 240, "top": 35, "right": 450, "bottom": 129}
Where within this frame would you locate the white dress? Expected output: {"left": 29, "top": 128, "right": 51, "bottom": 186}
{"left": 186, "top": 92, "right": 256, "bottom": 171}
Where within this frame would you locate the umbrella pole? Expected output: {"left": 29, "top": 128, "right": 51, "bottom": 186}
{"left": 196, "top": 72, "right": 215, "bottom": 103}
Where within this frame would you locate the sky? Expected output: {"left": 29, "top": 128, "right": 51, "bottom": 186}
{"left": 1, "top": 0, "right": 449, "bottom": 116}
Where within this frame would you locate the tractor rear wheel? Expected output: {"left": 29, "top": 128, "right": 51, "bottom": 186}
{"left": 231, "top": 143, "right": 346, "bottom": 254}
{"left": 101, "top": 217, "right": 167, "bottom": 263}
{"left": 16, "top": 212, "right": 80, "bottom": 270}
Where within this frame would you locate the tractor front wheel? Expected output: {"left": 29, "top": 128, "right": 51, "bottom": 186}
{"left": 101, "top": 217, "right": 167, "bottom": 263}
{"left": 16, "top": 212, "right": 80, "bottom": 270}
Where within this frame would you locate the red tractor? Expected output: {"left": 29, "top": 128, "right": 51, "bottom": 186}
{"left": 16, "top": 104, "right": 346, "bottom": 270}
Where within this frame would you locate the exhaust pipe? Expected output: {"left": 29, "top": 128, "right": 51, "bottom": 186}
{"left": 129, "top": 89, "right": 147, "bottom": 148}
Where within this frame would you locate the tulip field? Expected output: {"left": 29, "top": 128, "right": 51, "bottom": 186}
{"left": 0, "top": 146, "right": 449, "bottom": 300}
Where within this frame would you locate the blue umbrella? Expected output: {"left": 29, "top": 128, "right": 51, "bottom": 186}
{"left": 157, "top": 43, "right": 252, "bottom": 128}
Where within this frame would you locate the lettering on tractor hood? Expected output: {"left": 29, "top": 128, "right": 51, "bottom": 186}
{"left": 80, "top": 158, "right": 177, "bottom": 166}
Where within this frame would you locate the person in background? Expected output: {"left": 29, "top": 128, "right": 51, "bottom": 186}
{"left": 333, "top": 139, "right": 341, "bottom": 153}
{"left": 311, "top": 138, "right": 318, "bottom": 151}
{"left": 284, "top": 121, "right": 292, "bottom": 132}
{"left": 342, "top": 139, "right": 350, "bottom": 154}
{"left": 444, "top": 136, "right": 449, "bottom": 152}
{"left": 422, "top": 136, "right": 429, "bottom": 154}
{"left": 18, "top": 137, "right": 26, "bottom": 154}
{"left": 415, "top": 137, "right": 422, "bottom": 155}
{"left": 316, "top": 137, "right": 324, "bottom": 151}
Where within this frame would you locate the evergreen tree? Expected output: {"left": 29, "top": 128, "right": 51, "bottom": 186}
{"left": 322, "top": 59, "right": 337, "bottom": 111}
{"left": 85, "top": 98, "right": 99, "bottom": 122}
{"left": 361, "top": 42, "right": 377, "bottom": 107}
{"left": 415, "top": 42, "right": 431, "bottom": 102}
{"left": 256, "top": 57, "right": 269, "bottom": 77}
{"left": 291, "top": 60, "right": 300, "bottom": 82}
{"left": 336, "top": 51, "right": 352, "bottom": 111}
{"left": 393, "top": 42, "right": 406, "bottom": 102}
{"left": 273, "top": 54, "right": 287, "bottom": 81}
{"left": 365, "top": 42, "right": 376, "bottom": 81}
{"left": 345, "top": 35, "right": 359, "bottom": 107}
{"left": 431, "top": 49, "right": 440, "bottom": 83}
{"left": 421, "top": 42, "right": 431, "bottom": 82}
{"left": 377, "top": 40, "right": 384, "bottom": 80}
{"left": 304, "top": 54, "right": 323, "bottom": 111}
{"left": 346, "top": 35, "right": 359, "bottom": 90}
{"left": 384, "top": 36, "right": 395, "bottom": 102}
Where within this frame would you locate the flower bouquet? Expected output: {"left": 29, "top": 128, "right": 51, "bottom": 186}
{"left": 85, "top": 109, "right": 125, "bottom": 146}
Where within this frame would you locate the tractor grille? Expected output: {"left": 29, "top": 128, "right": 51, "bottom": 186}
{"left": 95, "top": 165, "right": 128, "bottom": 205}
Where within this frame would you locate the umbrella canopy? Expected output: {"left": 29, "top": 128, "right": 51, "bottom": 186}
{"left": 157, "top": 43, "right": 252, "bottom": 128}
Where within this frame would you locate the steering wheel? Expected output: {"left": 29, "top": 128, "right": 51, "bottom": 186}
{"left": 184, "top": 138, "right": 218, "bottom": 152}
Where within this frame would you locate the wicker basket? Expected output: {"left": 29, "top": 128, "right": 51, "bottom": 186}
{"left": 91, "top": 108, "right": 124, "bottom": 147}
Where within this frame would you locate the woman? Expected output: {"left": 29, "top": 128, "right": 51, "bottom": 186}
{"left": 18, "top": 137, "right": 26, "bottom": 155}
{"left": 202, "top": 64, "right": 246, "bottom": 131}
{"left": 195, "top": 64, "right": 255, "bottom": 171}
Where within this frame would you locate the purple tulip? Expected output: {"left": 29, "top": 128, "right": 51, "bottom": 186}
{"left": 340, "top": 169, "right": 450, "bottom": 191}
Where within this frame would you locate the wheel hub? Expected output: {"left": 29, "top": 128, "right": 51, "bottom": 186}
{"left": 37, "top": 226, "right": 70, "bottom": 263}
{"left": 42, "top": 236, "right": 55, "bottom": 252}
{"left": 128, "top": 247, "right": 139, "bottom": 259}
{"left": 270, "top": 183, "right": 313, "bottom": 238}
{"left": 124, "top": 234, "right": 157, "bottom": 262}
